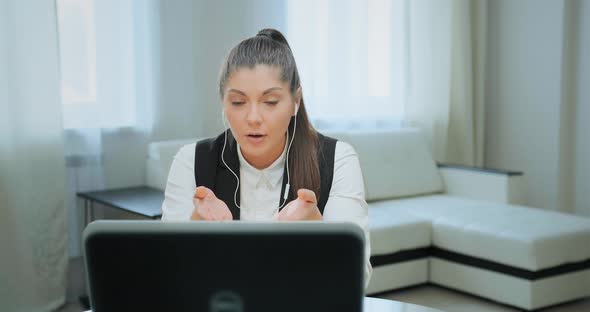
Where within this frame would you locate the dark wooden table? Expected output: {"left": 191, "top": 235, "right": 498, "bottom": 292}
{"left": 77, "top": 186, "right": 164, "bottom": 225}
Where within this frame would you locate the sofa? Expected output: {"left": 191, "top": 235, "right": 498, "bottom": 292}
{"left": 146, "top": 128, "right": 590, "bottom": 310}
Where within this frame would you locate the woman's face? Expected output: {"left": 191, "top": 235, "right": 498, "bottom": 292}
{"left": 223, "top": 65, "right": 299, "bottom": 169}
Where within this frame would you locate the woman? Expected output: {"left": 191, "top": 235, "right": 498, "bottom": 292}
{"left": 161, "top": 28, "right": 372, "bottom": 288}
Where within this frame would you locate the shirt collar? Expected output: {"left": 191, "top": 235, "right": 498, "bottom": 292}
{"left": 237, "top": 138, "right": 288, "bottom": 190}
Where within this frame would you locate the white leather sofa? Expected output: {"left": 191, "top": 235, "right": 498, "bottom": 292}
{"left": 146, "top": 129, "right": 590, "bottom": 311}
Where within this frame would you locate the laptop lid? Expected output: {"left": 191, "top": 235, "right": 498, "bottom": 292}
{"left": 83, "top": 220, "right": 365, "bottom": 312}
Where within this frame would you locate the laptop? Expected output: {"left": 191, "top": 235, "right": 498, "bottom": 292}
{"left": 83, "top": 220, "right": 365, "bottom": 312}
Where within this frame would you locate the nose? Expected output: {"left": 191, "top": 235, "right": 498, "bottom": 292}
{"left": 245, "top": 103, "right": 262, "bottom": 125}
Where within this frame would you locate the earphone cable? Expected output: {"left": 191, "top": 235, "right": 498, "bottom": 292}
{"left": 221, "top": 111, "right": 297, "bottom": 211}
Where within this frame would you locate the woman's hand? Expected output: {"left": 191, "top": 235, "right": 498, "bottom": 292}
{"left": 191, "top": 186, "right": 233, "bottom": 221}
{"left": 273, "top": 189, "right": 322, "bottom": 221}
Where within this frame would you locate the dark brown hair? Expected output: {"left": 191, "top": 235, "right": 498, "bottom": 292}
{"left": 218, "top": 28, "right": 321, "bottom": 201}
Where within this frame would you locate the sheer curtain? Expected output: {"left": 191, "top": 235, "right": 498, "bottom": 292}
{"left": 287, "top": 0, "right": 408, "bottom": 131}
{"left": 406, "top": 0, "right": 487, "bottom": 165}
{"left": 56, "top": 0, "right": 159, "bottom": 258}
{"left": 0, "top": 0, "right": 68, "bottom": 311}
{"left": 57, "top": 0, "right": 157, "bottom": 130}
{"left": 450, "top": 0, "right": 487, "bottom": 167}
{"left": 287, "top": 0, "right": 487, "bottom": 165}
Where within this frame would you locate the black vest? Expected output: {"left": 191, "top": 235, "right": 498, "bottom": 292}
{"left": 194, "top": 130, "right": 337, "bottom": 220}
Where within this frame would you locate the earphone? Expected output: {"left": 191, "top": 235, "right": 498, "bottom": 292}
{"left": 221, "top": 103, "right": 299, "bottom": 211}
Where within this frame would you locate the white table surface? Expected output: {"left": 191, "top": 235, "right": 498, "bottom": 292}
{"left": 84, "top": 296, "right": 445, "bottom": 312}
{"left": 363, "top": 297, "right": 444, "bottom": 311}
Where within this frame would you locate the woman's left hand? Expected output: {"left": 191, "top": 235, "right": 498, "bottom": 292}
{"left": 273, "top": 189, "right": 322, "bottom": 221}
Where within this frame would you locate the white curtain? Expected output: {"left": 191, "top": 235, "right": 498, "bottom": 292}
{"left": 57, "top": 0, "right": 159, "bottom": 258}
{"left": 287, "top": 0, "right": 487, "bottom": 165}
{"left": 0, "top": 0, "right": 68, "bottom": 311}
{"left": 405, "top": 0, "right": 487, "bottom": 165}
{"left": 448, "top": 0, "right": 487, "bottom": 166}
{"left": 287, "top": 0, "right": 408, "bottom": 131}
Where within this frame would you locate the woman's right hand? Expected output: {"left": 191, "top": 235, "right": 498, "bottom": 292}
{"left": 191, "top": 186, "right": 233, "bottom": 221}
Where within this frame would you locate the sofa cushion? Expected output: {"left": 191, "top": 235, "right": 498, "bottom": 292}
{"left": 369, "top": 207, "right": 431, "bottom": 256}
{"left": 322, "top": 128, "right": 444, "bottom": 201}
{"left": 148, "top": 138, "right": 198, "bottom": 163}
{"left": 369, "top": 195, "right": 590, "bottom": 270}
{"left": 146, "top": 138, "right": 199, "bottom": 190}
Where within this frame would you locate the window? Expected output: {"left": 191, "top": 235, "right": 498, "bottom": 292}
{"left": 287, "top": 0, "right": 407, "bottom": 129}
{"left": 56, "top": 0, "right": 140, "bottom": 129}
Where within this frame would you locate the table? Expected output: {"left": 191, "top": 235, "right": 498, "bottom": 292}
{"left": 363, "top": 297, "right": 444, "bottom": 311}
{"left": 77, "top": 186, "right": 164, "bottom": 225}
{"left": 83, "top": 296, "right": 444, "bottom": 312}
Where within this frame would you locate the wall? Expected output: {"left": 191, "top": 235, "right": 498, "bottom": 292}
{"left": 485, "top": 0, "right": 589, "bottom": 216}
{"left": 485, "top": 0, "right": 565, "bottom": 211}
{"left": 574, "top": 0, "right": 590, "bottom": 216}
{"left": 192, "top": 0, "right": 287, "bottom": 138}
{"left": 151, "top": 0, "right": 201, "bottom": 141}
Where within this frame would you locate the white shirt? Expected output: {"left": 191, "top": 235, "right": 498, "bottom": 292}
{"left": 161, "top": 139, "right": 372, "bottom": 289}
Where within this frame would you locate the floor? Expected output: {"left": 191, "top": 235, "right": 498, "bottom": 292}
{"left": 56, "top": 257, "right": 590, "bottom": 312}
{"left": 378, "top": 285, "right": 590, "bottom": 312}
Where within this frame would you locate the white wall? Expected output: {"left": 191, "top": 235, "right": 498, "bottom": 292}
{"left": 152, "top": 0, "right": 200, "bottom": 141}
{"left": 485, "top": 0, "right": 589, "bottom": 216}
{"left": 192, "top": 0, "right": 287, "bottom": 138}
{"left": 574, "top": 0, "right": 590, "bottom": 217}
{"left": 485, "top": 0, "right": 565, "bottom": 211}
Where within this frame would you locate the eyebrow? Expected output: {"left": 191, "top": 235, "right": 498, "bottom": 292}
{"left": 227, "top": 87, "right": 282, "bottom": 96}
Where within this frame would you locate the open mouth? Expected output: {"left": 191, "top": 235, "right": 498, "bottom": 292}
{"left": 246, "top": 133, "right": 266, "bottom": 144}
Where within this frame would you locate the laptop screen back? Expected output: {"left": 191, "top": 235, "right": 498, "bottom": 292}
{"left": 84, "top": 220, "right": 364, "bottom": 312}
